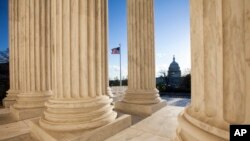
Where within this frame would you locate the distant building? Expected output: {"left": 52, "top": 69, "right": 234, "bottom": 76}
{"left": 167, "top": 56, "right": 181, "bottom": 88}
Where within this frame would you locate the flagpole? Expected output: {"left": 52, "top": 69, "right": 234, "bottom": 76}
{"left": 119, "top": 43, "right": 122, "bottom": 86}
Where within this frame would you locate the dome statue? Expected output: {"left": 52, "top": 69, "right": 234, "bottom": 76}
{"left": 168, "top": 55, "right": 181, "bottom": 78}
{"left": 167, "top": 55, "right": 181, "bottom": 87}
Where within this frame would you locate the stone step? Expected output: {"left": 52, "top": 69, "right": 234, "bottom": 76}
{"left": 3, "top": 133, "right": 40, "bottom": 141}
{"left": 0, "top": 121, "right": 30, "bottom": 140}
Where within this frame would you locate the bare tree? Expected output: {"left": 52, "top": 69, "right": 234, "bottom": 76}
{"left": 158, "top": 70, "right": 168, "bottom": 77}
{"left": 158, "top": 70, "right": 169, "bottom": 85}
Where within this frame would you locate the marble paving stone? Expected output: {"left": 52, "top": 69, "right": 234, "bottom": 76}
{"left": 31, "top": 115, "right": 131, "bottom": 141}
{"left": 0, "top": 108, "right": 10, "bottom": 114}
{"left": 132, "top": 106, "right": 183, "bottom": 139}
{"left": 161, "top": 97, "right": 191, "bottom": 107}
{"left": 0, "top": 121, "right": 30, "bottom": 140}
{"left": 105, "top": 128, "right": 170, "bottom": 141}
{"left": 106, "top": 106, "right": 184, "bottom": 141}
{"left": 0, "top": 113, "right": 17, "bottom": 125}
{"left": 116, "top": 112, "right": 145, "bottom": 125}
{"left": 3, "top": 133, "right": 39, "bottom": 141}
{"left": 152, "top": 106, "right": 184, "bottom": 118}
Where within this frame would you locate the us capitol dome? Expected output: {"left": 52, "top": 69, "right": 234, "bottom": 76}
{"left": 167, "top": 56, "right": 181, "bottom": 87}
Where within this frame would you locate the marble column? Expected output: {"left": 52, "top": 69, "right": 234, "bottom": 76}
{"left": 10, "top": 0, "right": 52, "bottom": 120}
{"left": 247, "top": 0, "right": 250, "bottom": 67}
{"left": 115, "top": 0, "right": 166, "bottom": 117}
{"left": 39, "top": 0, "right": 117, "bottom": 131}
{"left": 102, "top": 1, "right": 113, "bottom": 97}
{"left": 175, "top": 0, "right": 250, "bottom": 140}
{"left": 3, "top": 0, "right": 20, "bottom": 108}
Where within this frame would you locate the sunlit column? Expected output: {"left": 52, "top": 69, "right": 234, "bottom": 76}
{"left": 10, "top": 0, "right": 52, "bottom": 120}
{"left": 39, "top": 0, "right": 117, "bottom": 131}
{"left": 175, "top": 0, "right": 250, "bottom": 140}
{"left": 115, "top": 0, "right": 166, "bottom": 117}
{"left": 3, "top": 0, "right": 20, "bottom": 107}
{"left": 102, "top": 0, "right": 113, "bottom": 97}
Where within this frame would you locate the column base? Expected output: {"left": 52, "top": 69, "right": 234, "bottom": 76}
{"left": 3, "top": 99, "right": 16, "bottom": 108}
{"left": 107, "top": 87, "right": 114, "bottom": 97}
{"left": 3, "top": 90, "right": 19, "bottom": 108}
{"left": 10, "top": 106, "right": 45, "bottom": 121}
{"left": 40, "top": 96, "right": 118, "bottom": 131}
{"left": 114, "top": 100, "right": 167, "bottom": 117}
{"left": 31, "top": 115, "right": 132, "bottom": 141}
{"left": 175, "top": 110, "right": 229, "bottom": 141}
{"left": 10, "top": 91, "right": 52, "bottom": 120}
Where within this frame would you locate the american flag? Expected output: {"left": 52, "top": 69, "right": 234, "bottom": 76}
{"left": 111, "top": 47, "right": 120, "bottom": 54}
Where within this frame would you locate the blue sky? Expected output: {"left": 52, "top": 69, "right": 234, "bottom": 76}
{"left": 0, "top": 0, "right": 190, "bottom": 79}
{"left": 108, "top": 0, "right": 190, "bottom": 79}
{"left": 0, "top": 0, "right": 8, "bottom": 52}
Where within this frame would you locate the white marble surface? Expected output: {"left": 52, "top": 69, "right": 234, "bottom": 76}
{"left": 161, "top": 96, "right": 190, "bottom": 107}
{"left": 0, "top": 119, "right": 30, "bottom": 140}
{"left": 0, "top": 106, "right": 183, "bottom": 141}
{"left": 106, "top": 106, "right": 184, "bottom": 141}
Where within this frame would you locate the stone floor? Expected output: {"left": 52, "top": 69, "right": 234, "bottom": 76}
{"left": 162, "top": 97, "right": 190, "bottom": 107}
{"left": 105, "top": 106, "right": 184, "bottom": 141}
{"left": 0, "top": 108, "right": 16, "bottom": 125}
{"left": 0, "top": 105, "right": 184, "bottom": 141}
{"left": 0, "top": 109, "right": 36, "bottom": 141}
{"left": 4, "top": 134, "right": 39, "bottom": 141}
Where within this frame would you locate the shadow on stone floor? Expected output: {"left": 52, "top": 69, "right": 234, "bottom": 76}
{"left": 116, "top": 111, "right": 145, "bottom": 125}
{"left": 0, "top": 108, "right": 16, "bottom": 125}
{"left": 3, "top": 134, "right": 39, "bottom": 141}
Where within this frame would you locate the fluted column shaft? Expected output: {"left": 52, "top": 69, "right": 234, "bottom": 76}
{"left": 39, "top": 0, "right": 116, "bottom": 131}
{"left": 122, "top": 0, "right": 161, "bottom": 104}
{"left": 11, "top": 0, "right": 52, "bottom": 115}
{"left": 103, "top": 1, "right": 113, "bottom": 97}
{"left": 247, "top": 0, "right": 250, "bottom": 67}
{"left": 3, "top": 0, "right": 20, "bottom": 107}
{"left": 176, "top": 0, "right": 250, "bottom": 140}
